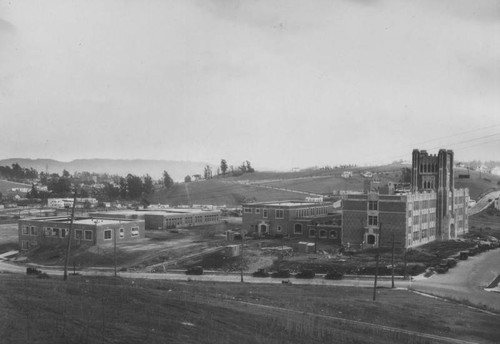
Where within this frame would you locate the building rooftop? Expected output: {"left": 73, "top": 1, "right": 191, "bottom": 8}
{"left": 21, "top": 216, "right": 141, "bottom": 225}
{"left": 244, "top": 200, "right": 332, "bottom": 207}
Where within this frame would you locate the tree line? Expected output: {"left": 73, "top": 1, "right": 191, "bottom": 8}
{"left": 1, "top": 163, "right": 177, "bottom": 203}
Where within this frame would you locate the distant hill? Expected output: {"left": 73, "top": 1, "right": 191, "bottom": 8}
{"left": 0, "top": 158, "right": 215, "bottom": 182}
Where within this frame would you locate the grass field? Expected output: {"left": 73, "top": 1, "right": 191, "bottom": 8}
{"left": 148, "top": 179, "right": 308, "bottom": 207}
{"left": 147, "top": 166, "right": 499, "bottom": 207}
{"left": 1, "top": 274, "right": 498, "bottom": 344}
{"left": 0, "top": 179, "right": 31, "bottom": 196}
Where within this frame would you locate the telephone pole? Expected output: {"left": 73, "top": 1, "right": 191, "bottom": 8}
{"left": 63, "top": 189, "right": 78, "bottom": 281}
{"left": 373, "top": 222, "right": 382, "bottom": 301}
{"left": 391, "top": 231, "right": 395, "bottom": 288}
{"left": 240, "top": 230, "right": 245, "bottom": 283}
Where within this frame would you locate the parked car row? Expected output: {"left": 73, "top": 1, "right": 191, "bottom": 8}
{"left": 184, "top": 266, "right": 343, "bottom": 280}
{"left": 252, "top": 268, "right": 343, "bottom": 280}
{"left": 435, "top": 238, "right": 499, "bottom": 274}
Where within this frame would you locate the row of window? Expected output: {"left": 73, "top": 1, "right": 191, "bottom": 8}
{"left": 295, "top": 207, "right": 329, "bottom": 218}
{"left": 308, "top": 229, "right": 338, "bottom": 239}
{"left": 22, "top": 226, "right": 139, "bottom": 240}
{"left": 419, "top": 162, "right": 438, "bottom": 173}
{"left": 412, "top": 227, "right": 436, "bottom": 241}
{"left": 245, "top": 207, "right": 331, "bottom": 219}
{"left": 166, "top": 215, "right": 220, "bottom": 226}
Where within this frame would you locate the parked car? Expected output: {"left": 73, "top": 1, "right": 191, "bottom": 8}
{"left": 252, "top": 268, "right": 270, "bottom": 278}
{"left": 26, "top": 267, "right": 42, "bottom": 275}
{"left": 468, "top": 247, "right": 479, "bottom": 256}
{"left": 185, "top": 266, "right": 203, "bottom": 275}
{"left": 324, "top": 270, "right": 344, "bottom": 280}
{"left": 295, "top": 269, "right": 315, "bottom": 279}
{"left": 459, "top": 251, "right": 469, "bottom": 260}
{"left": 271, "top": 269, "right": 291, "bottom": 278}
{"left": 442, "top": 258, "right": 457, "bottom": 268}
{"left": 435, "top": 261, "right": 449, "bottom": 274}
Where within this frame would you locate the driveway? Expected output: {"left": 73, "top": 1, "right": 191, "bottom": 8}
{"left": 411, "top": 249, "right": 500, "bottom": 312}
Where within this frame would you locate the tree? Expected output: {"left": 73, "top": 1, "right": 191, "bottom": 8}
{"left": 143, "top": 174, "right": 154, "bottom": 195}
{"left": 126, "top": 174, "right": 143, "bottom": 199}
{"left": 163, "top": 170, "right": 174, "bottom": 189}
{"left": 400, "top": 167, "right": 412, "bottom": 183}
{"left": 220, "top": 159, "right": 228, "bottom": 175}
{"left": 62, "top": 169, "right": 71, "bottom": 178}
{"left": 27, "top": 184, "right": 38, "bottom": 199}
{"left": 184, "top": 175, "right": 192, "bottom": 183}
{"left": 103, "top": 182, "right": 120, "bottom": 200}
{"left": 204, "top": 165, "right": 212, "bottom": 179}
{"left": 246, "top": 160, "right": 255, "bottom": 173}
{"left": 119, "top": 177, "right": 127, "bottom": 199}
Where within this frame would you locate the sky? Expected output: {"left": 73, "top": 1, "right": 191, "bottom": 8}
{"left": 1, "top": 0, "right": 499, "bottom": 170}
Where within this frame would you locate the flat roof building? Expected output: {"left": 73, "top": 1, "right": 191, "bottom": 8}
{"left": 92, "top": 207, "right": 221, "bottom": 230}
{"left": 18, "top": 216, "right": 145, "bottom": 250}
{"left": 242, "top": 200, "right": 341, "bottom": 240}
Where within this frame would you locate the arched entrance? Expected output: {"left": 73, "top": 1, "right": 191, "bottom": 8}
{"left": 450, "top": 223, "right": 455, "bottom": 238}
{"left": 259, "top": 224, "right": 268, "bottom": 235}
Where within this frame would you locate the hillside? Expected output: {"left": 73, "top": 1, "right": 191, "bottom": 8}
{"left": 0, "top": 179, "right": 31, "bottom": 196}
{"left": 1, "top": 275, "right": 499, "bottom": 344}
{"left": 0, "top": 158, "right": 215, "bottom": 182}
{"left": 148, "top": 179, "right": 309, "bottom": 206}
{"left": 454, "top": 168, "right": 500, "bottom": 200}
{"left": 148, "top": 165, "right": 499, "bottom": 206}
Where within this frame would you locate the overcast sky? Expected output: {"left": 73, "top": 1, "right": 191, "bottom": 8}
{"left": 1, "top": 0, "right": 499, "bottom": 170}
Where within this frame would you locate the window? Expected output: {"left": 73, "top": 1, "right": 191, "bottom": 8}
{"left": 104, "top": 230, "right": 112, "bottom": 240}
{"left": 275, "top": 209, "right": 284, "bottom": 219}
{"left": 244, "top": 208, "right": 252, "bottom": 214}
{"left": 367, "top": 234, "right": 376, "bottom": 245}
{"left": 23, "top": 226, "right": 29, "bottom": 235}
{"left": 60, "top": 229, "right": 67, "bottom": 238}
{"left": 75, "top": 230, "right": 83, "bottom": 240}
{"left": 30, "top": 226, "right": 37, "bottom": 236}
{"left": 276, "top": 226, "right": 282, "bottom": 233}
{"left": 368, "top": 201, "right": 378, "bottom": 211}
{"left": 119, "top": 228, "right": 124, "bottom": 238}
{"left": 84, "top": 230, "right": 93, "bottom": 241}
{"left": 309, "top": 229, "right": 316, "bottom": 238}
{"left": 52, "top": 228, "right": 59, "bottom": 237}
{"left": 294, "top": 223, "right": 303, "bottom": 234}
{"left": 263, "top": 209, "right": 268, "bottom": 218}
{"left": 131, "top": 227, "right": 139, "bottom": 237}
{"left": 368, "top": 215, "right": 378, "bottom": 226}
{"left": 330, "top": 230, "right": 337, "bottom": 239}
{"left": 45, "top": 227, "right": 52, "bottom": 236}
{"left": 255, "top": 208, "right": 260, "bottom": 214}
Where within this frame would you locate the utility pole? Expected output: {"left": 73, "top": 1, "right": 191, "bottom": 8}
{"left": 373, "top": 222, "right": 382, "bottom": 301}
{"left": 63, "top": 189, "right": 78, "bottom": 281}
{"left": 391, "top": 231, "right": 395, "bottom": 289}
{"left": 114, "top": 227, "right": 117, "bottom": 277}
{"left": 403, "top": 247, "right": 408, "bottom": 280}
{"left": 240, "top": 230, "right": 245, "bottom": 283}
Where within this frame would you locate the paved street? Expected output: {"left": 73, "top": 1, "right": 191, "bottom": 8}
{"left": 2, "top": 248, "right": 499, "bottom": 312}
{"left": 411, "top": 248, "right": 500, "bottom": 312}
{"left": 468, "top": 190, "right": 500, "bottom": 216}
